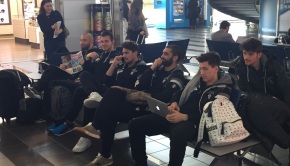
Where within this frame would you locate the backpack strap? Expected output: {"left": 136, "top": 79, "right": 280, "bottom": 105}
{"left": 194, "top": 102, "right": 212, "bottom": 158}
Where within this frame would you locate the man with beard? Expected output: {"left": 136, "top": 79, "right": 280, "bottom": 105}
{"left": 74, "top": 45, "right": 185, "bottom": 166}
{"left": 24, "top": 33, "right": 100, "bottom": 99}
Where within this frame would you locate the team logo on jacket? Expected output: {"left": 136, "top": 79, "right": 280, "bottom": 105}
{"left": 208, "top": 91, "right": 215, "bottom": 99}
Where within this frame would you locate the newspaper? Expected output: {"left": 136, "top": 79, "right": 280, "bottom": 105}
{"left": 61, "top": 52, "right": 83, "bottom": 74}
{"left": 53, "top": 21, "right": 61, "bottom": 38}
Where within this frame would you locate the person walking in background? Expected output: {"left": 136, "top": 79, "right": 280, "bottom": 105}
{"left": 37, "top": 0, "right": 66, "bottom": 61}
{"left": 187, "top": 0, "right": 199, "bottom": 29}
{"left": 127, "top": 0, "right": 148, "bottom": 44}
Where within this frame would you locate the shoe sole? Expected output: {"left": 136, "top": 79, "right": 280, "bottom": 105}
{"left": 83, "top": 100, "right": 100, "bottom": 108}
{"left": 73, "top": 127, "right": 100, "bottom": 139}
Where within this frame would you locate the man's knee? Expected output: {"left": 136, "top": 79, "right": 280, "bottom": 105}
{"left": 129, "top": 118, "right": 144, "bottom": 133}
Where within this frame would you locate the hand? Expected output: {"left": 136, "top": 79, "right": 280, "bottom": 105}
{"left": 78, "top": 59, "right": 85, "bottom": 65}
{"left": 86, "top": 52, "right": 99, "bottom": 60}
{"left": 51, "top": 23, "right": 57, "bottom": 29}
{"left": 151, "top": 58, "right": 163, "bottom": 70}
{"left": 139, "top": 31, "right": 145, "bottom": 35}
{"left": 166, "top": 110, "right": 188, "bottom": 123}
{"left": 59, "top": 64, "right": 66, "bottom": 70}
{"left": 168, "top": 102, "right": 180, "bottom": 112}
{"left": 112, "top": 56, "right": 123, "bottom": 68}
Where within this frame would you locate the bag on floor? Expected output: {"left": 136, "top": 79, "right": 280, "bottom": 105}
{"left": 16, "top": 98, "right": 43, "bottom": 125}
{"left": 50, "top": 85, "right": 73, "bottom": 121}
{"left": 0, "top": 69, "right": 31, "bottom": 123}
{"left": 194, "top": 95, "right": 250, "bottom": 157}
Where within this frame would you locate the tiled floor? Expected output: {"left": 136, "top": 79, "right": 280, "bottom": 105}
{"left": 0, "top": 25, "right": 288, "bottom": 166}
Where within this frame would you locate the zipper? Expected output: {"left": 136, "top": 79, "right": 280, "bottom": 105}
{"left": 221, "top": 119, "right": 241, "bottom": 135}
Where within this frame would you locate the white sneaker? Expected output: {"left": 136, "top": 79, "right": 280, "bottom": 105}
{"left": 72, "top": 137, "right": 92, "bottom": 153}
{"left": 86, "top": 153, "right": 113, "bottom": 166}
{"left": 73, "top": 122, "right": 101, "bottom": 139}
{"left": 84, "top": 92, "right": 103, "bottom": 108}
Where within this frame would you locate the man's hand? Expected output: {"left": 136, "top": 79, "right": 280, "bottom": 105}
{"left": 168, "top": 102, "right": 180, "bottom": 112}
{"left": 112, "top": 56, "right": 123, "bottom": 68}
{"left": 86, "top": 52, "right": 99, "bottom": 60}
{"left": 166, "top": 109, "right": 188, "bottom": 123}
{"left": 79, "top": 59, "right": 85, "bottom": 65}
{"left": 150, "top": 58, "right": 163, "bottom": 70}
{"left": 59, "top": 64, "right": 66, "bottom": 70}
{"left": 139, "top": 30, "right": 145, "bottom": 36}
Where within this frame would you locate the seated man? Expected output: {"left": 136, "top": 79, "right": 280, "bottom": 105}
{"left": 235, "top": 38, "right": 290, "bottom": 153}
{"left": 48, "top": 40, "right": 138, "bottom": 136}
{"left": 24, "top": 32, "right": 100, "bottom": 99}
{"left": 129, "top": 52, "right": 233, "bottom": 166}
{"left": 211, "top": 20, "right": 235, "bottom": 43}
{"left": 74, "top": 45, "right": 186, "bottom": 165}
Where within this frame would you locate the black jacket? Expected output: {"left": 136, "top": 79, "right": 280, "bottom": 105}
{"left": 136, "top": 65, "right": 185, "bottom": 103}
{"left": 235, "top": 53, "right": 290, "bottom": 107}
{"left": 37, "top": 10, "right": 65, "bottom": 42}
{"left": 82, "top": 50, "right": 117, "bottom": 84}
{"left": 104, "top": 60, "right": 148, "bottom": 89}
{"left": 172, "top": 72, "right": 233, "bottom": 125}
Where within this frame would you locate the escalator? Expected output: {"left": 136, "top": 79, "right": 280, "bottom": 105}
{"left": 208, "top": 0, "right": 259, "bottom": 24}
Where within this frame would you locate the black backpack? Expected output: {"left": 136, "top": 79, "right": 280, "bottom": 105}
{"left": 0, "top": 69, "right": 31, "bottom": 123}
{"left": 50, "top": 85, "right": 73, "bottom": 121}
{"left": 16, "top": 98, "right": 43, "bottom": 125}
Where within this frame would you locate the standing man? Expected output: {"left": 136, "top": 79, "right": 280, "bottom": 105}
{"left": 129, "top": 52, "right": 233, "bottom": 166}
{"left": 75, "top": 45, "right": 186, "bottom": 166}
{"left": 211, "top": 20, "right": 235, "bottom": 43}
{"left": 235, "top": 38, "right": 290, "bottom": 153}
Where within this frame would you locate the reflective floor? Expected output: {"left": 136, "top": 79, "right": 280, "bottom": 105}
{"left": 0, "top": 25, "right": 288, "bottom": 166}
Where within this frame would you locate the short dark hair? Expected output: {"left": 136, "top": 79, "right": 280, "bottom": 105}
{"left": 39, "top": 0, "right": 52, "bottom": 15}
{"left": 240, "top": 37, "right": 262, "bottom": 53}
{"left": 165, "top": 45, "right": 183, "bottom": 62}
{"left": 196, "top": 52, "right": 221, "bottom": 67}
{"left": 220, "top": 21, "right": 230, "bottom": 30}
{"left": 122, "top": 41, "right": 139, "bottom": 53}
{"left": 101, "top": 31, "right": 114, "bottom": 41}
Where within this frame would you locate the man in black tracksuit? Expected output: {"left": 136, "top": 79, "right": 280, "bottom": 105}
{"left": 235, "top": 38, "right": 290, "bottom": 152}
{"left": 129, "top": 52, "right": 233, "bottom": 166}
{"left": 47, "top": 31, "right": 118, "bottom": 135}
{"left": 75, "top": 45, "right": 185, "bottom": 166}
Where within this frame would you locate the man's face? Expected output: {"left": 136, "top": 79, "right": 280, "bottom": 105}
{"left": 80, "top": 35, "right": 91, "bottom": 51}
{"left": 122, "top": 48, "right": 137, "bottom": 65}
{"left": 161, "top": 48, "right": 176, "bottom": 67}
{"left": 43, "top": 2, "right": 53, "bottom": 14}
{"left": 100, "top": 36, "right": 113, "bottom": 52}
{"left": 243, "top": 51, "right": 261, "bottom": 67}
{"left": 199, "top": 61, "right": 218, "bottom": 84}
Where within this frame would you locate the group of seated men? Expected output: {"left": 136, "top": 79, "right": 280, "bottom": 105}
{"left": 24, "top": 30, "right": 290, "bottom": 166}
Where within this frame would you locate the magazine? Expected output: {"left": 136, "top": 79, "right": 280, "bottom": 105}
{"left": 61, "top": 52, "right": 83, "bottom": 74}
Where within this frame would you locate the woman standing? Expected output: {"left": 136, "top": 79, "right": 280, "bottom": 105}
{"left": 37, "top": 0, "right": 66, "bottom": 61}
{"left": 127, "top": 0, "right": 147, "bottom": 44}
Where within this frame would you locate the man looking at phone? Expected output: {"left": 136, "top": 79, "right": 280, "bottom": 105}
{"left": 129, "top": 52, "right": 233, "bottom": 166}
